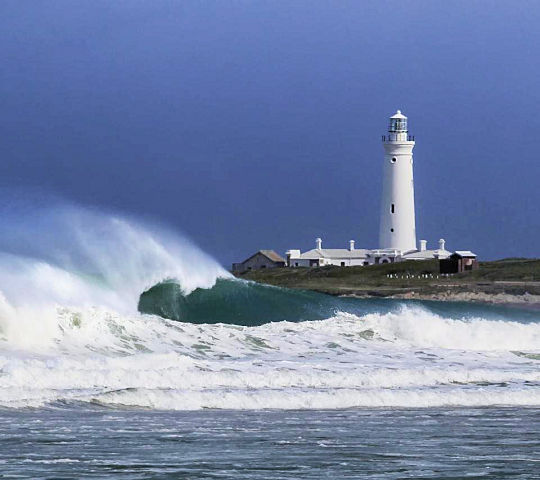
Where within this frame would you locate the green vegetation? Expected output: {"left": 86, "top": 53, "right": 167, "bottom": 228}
{"left": 236, "top": 258, "right": 540, "bottom": 299}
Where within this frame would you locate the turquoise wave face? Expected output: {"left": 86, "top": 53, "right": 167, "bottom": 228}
{"left": 137, "top": 278, "right": 359, "bottom": 326}
{"left": 137, "top": 278, "right": 540, "bottom": 326}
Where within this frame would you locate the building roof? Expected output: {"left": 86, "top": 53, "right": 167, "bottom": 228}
{"left": 402, "top": 249, "right": 451, "bottom": 260}
{"left": 258, "top": 250, "right": 286, "bottom": 263}
{"left": 453, "top": 250, "right": 477, "bottom": 258}
{"left": 241, "top": 250, "right": 285, "bottom": 264}
{"left": 297, "top": 248, "right": 370, "bottom": 260}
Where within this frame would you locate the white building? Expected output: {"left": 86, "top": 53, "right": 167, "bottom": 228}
{"left": 287, "top": 239, "right": 371, "bottom": 268}
{"left": 287, "top": 110, "right": 453, "bottom": 267}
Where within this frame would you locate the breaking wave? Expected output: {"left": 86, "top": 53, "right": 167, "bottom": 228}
{"left": 0, "top": 201, "right": 226, "bottom": 349}
{"left": 0, "top": 199, "right": 539, "bottom": 410}
{"left": 138, "top": 278, "right": 371, "bottom": 326}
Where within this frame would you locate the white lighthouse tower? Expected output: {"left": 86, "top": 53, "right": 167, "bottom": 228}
{"left": 378, "top": 110, "right": 417, "bottom": 252}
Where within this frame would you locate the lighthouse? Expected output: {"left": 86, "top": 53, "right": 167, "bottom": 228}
{"left": 285, "top": 108, "right": 460, "bottom": 268}
{"left": 378, "top": 110, "right": 417, "bottom": 252}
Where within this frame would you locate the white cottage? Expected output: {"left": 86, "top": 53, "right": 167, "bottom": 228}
{"left": 287, "top": 239, "right": 370, "bottom": 268}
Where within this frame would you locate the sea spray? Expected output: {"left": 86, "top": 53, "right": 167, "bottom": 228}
{"left": 0, "top": 203, "right": 228, "bottom": 310}
{"left": 0, "top": 201, "right": 227, "bottom": 349}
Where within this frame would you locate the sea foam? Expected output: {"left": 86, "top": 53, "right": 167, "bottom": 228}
{"left": 1, "top": 307, "right": 539, "bottom": 409}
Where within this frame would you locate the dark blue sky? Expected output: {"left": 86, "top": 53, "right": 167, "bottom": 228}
{"left": 1, "top": 1, "right": 539, "bottom": 265}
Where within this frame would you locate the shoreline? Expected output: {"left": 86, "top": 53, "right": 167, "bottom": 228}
{"left": 338, "top": 289, "right": 540, "bottom": 311}
{"left": 236, "top": 259, "right": 540, "bottom": 312}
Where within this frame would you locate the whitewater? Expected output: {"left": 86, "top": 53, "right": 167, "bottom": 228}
{"left": 0, "top": 204, "right": 539, "bottom": 411}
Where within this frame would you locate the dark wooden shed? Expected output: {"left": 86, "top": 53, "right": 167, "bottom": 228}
{"left": 440, "top": 251, "right": 478, "bottom": 274}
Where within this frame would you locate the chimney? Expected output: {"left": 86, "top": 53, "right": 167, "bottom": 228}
{"left": 316, "top": 237, "right": 322, "bottom": 250}
{"left": 439, "top": 238, "right": 446, "bottom": 251}
{"left": 349, "top": 240, "right": 355, "bottom": 251}
{"left": 420, "top": 240, "right": 427, "bottom": 251}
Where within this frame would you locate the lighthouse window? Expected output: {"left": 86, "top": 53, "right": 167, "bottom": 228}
{"left": 391, "top": 157, "right": 397, "bottom": 163}
{"left": 391, "top": 204, "right": 395, "bottom": 213}
{"left": 390, "top": 228, "right": 394, "bottom": 232}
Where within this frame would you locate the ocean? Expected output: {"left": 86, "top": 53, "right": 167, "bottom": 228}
{"left": 1, "top": 408, "right": 539, "bottom": 478}
{"left": 0, "top": 206, "right": 539, "bottom": 478}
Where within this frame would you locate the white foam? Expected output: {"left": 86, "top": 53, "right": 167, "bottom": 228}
{"left": 89, "top": 386, "right": 540, "bottom": 410}
{"left": 1, "top": 307, "right": 539, "bottom": 409}
{"left": 349, "top": 308, "right": 540, "bottom": 351}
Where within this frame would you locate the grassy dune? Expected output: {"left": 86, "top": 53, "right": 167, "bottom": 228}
{"left": 236, "top": 258, "right": 540, "bottom": 302}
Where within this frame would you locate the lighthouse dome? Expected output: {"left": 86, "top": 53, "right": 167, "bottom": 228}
{"left": 390, "top": 110, "right": 407, "bottom": 119}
